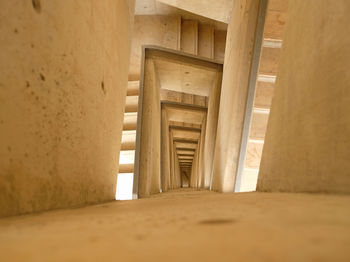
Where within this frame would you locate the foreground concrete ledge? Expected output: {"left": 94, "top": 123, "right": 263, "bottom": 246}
{"left": 0, "top": 190, "right": 349, "bottom": 262}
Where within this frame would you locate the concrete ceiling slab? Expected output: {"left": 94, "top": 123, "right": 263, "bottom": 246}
{"left": 154, "top": 59, "right": 217, "bottom": 96}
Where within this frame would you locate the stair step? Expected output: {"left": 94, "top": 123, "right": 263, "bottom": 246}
{"left": 259, "top": 47, "right": 281, "bottom": 76}
{"left": 119, "top": 150, "right": 135, "bottom": 164}
{"left": 125, "top": 96, "right": 138, "bottom": 113}
{"left": 121, "top": 130, "right": 136, "bottom": 150}
{"left": 119, "top": 163, "right": 134, "bottom": 173}
{"left": 127, "top": 81, "right": 140, "bottom": 96}
{"left": 123, "top": 113, "right": 137, "bottom": 131}
{"left": 181, "top": 20, "right": 198, "bottom": 55}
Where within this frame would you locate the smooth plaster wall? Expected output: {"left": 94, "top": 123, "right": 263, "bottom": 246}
{"left": 211, "top": 0, "right": 262, "bottom": 192}
{"left": 257, "top": 0, "right": 350, "bottom": 194}
{"left": 0, "top": 0, "right": 135, "bottom": 217}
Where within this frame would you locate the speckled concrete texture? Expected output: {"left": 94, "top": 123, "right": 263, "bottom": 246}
{"left": 0, "top": 190, "right": 349, "bottom": 261}
{"left": 258, "top": 0, "right": 350, "bottom": 193}
{"left": 0, "top": 0, "right": 135, "bottom": 217}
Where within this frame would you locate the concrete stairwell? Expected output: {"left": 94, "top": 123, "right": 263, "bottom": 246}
{"left": 2, "top": 1, "right": 350, "bottom": 261}
{"left": 116, "top": 14, "right": 227, "bottom": 199}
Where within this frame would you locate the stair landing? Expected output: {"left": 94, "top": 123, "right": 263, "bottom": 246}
{"left": 1, "top": 191, "right": 349, "bottom": 261}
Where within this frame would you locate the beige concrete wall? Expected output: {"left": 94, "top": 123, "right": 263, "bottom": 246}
{"left": 211, "top": 0, "right": 262, "bottom": 192}
{"left": 257, "top": 0, "right": 350, "bottom": 194}
{"left": 0, "top": 0, "right": 135, "bottom": 217}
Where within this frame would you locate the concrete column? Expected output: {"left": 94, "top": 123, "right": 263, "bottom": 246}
{"left": 211, "top": 0, "right": 263, "bottom": 192}
{"left": 0, "top": 0, "right": 135, "bottom": 217}
{"left": 174, "top": 151, "right": 181, "bottom": 188}
{"left": 258, "top": 0, "right": 350, "bottom": 194}
{"left": 198, "top": 114, "right": 207, "bottom": 188}
{"left": 194, "top": 146, "right": 201, "bottom": 188}
{"left": 138, "top": 58, "right": 161, "bottom": 197}
{"left": 190, "top": 149, "right": 199, "bottom": 188}
{"left": 202, "top": 72, "right": 222, "bottom": 188}
{"left": 161, "top": 108, "right": 170, "bottom": 192}
{"left": 169, "top": 132, "right": 176, "bottom": 189}
{"left": 150, "top": 65, "right": 161, "bottom": 194}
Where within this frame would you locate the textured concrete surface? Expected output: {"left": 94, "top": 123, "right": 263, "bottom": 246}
{"left": 0, "top": 0, "right": 135, "bottom": 217}
{"left": 258, "top": 0, "right": 350, "bottom": 193}
{"left": 0, "top": 190, "right": 349, "bottom": 261}
{"left": 212, "top": 0, "right": 262, "bottom": 192}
